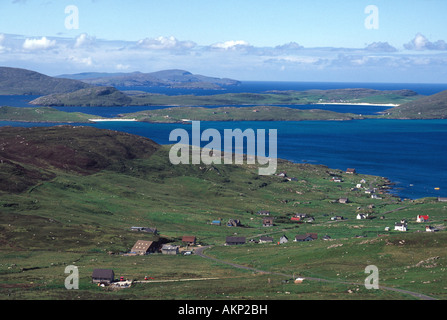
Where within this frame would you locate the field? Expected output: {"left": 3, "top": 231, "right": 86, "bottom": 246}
{"left": 0, "top": 126, "right": 446, "bottom": 300}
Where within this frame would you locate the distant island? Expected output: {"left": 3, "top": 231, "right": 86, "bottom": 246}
{"left": 2, "top": 66, "right": 447, "bottom": 120}
{"left": 0, "top": 106, "right": 100, "bottom": 123}
{"left": 118, "top": 105, "right": 363, "bottom": 123}
{"left": 29, "top": 86, "right": 421, "bottom": 108}
{"left": 56, "top": 69, "right": 241, "bottom": 90}
{"left": 0, "top": 67, "right": 90, "bottom": 95}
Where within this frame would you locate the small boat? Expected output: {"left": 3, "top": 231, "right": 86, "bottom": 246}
{"left": 435, "top": 187, "right": 440, "bottom": 190}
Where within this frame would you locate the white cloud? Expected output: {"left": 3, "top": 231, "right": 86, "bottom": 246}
{"left": 137, "top": 36, "right": 196, "bottom": 50}
{"left": 115, "top": 63, "right": 130, "bottom": 70}
{"left": 75, "top": 33, "right": 96, "bottom": 48}
{"left": 404, "top": 33, "right": 447, "bottom": 51}
{"left": 68, "top": 56, "right": 93, "bottom": 66}
{"left": 23, "top": 36, "right": 56, "bottom": 50}
{"left": 211, "top": 40, "right": 251, "bottom": 50}
{"left": 0, "top": 34, "right": 5, "bottom": 52}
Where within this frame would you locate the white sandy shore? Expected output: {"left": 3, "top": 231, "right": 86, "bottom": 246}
{"left": 314, "top": 102, "right": 400, "bottom": 107}
{"left": 88, "top": 118, "right": 137, "bottom": 122}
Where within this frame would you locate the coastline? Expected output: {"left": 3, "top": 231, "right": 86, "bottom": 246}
{"left": 313, "top": 102, "right": 400, "bottom": 107}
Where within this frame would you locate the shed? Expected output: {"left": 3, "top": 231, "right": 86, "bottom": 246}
{"left": 92, "top": 269, "right": 115, "bottom": 284}
{"left": 257, "top": 210, "right": 270, "bottom": 216}
{"left": 346, "top": 168, "right": 356, "bottom": 174}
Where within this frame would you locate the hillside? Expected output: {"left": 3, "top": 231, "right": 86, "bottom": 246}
{"left": 0, "top": 67, "right": 91, "bottom": 95}
{"left": 30, "top": 87, "right": 421, "bottom": 108}
{"left": 29, "top": 86, "right": 133, "bottom": 106}
{"left": 0, "top": 126, "right": 159, "bottom": 193}
{"left": 120, "top": 105, "right": 363, "bottom": 122}
{"left": 0, "top": 106, "right": 99, "bottom": 123}
{"left": 58, "top": 69, "right": 241, "bottom": 89}
{"left": 0, "top": 126, "right": 446, "bottom": 300}
{"left": 386, "top": 89, "right": 447, "bottom": 119}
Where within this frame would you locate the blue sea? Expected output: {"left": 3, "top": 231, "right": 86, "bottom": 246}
{"left": 1, "top": 81, "right": 447, "bottom": 200}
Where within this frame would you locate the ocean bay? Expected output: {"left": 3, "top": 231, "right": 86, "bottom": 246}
{"left": 1, "top": 81, "right": 447, "bottom": 200}
{"left": 1, "top": 117, "right": 446, "bottom": 200}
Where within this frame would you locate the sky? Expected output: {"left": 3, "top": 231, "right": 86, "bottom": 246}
{"left": 0, "top": 0, "right": 447, "bottom": 83}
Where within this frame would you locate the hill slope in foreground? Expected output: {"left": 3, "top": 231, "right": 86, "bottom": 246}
{"left": 0, "top": 126, "right": 446, "bottom": 300}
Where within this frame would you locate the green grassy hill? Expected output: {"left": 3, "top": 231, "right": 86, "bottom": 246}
{"left": 0, "top": 126, "right": 445, "bottom": 300}
{"left": 386, "top": 90, "right": 447, "bottom": 119}
{"left": 0, "top": 67, "right": 91, "bottom": 95}
{"left": 0, "top": 106, "right": 99, "bottom": 123}
{"left": 29, "top": 86, "right": 132, "bottom": 107}
{"left": 30, "top": 87, "right": 421, "bottom": 107}
{"left": 121, "top": 105, "right": 363, "bottom": 122}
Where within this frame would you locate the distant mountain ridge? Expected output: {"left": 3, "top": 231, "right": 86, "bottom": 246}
{"left": 0, "top": 67, "right": 91, "bottom": 95}
{"left": 57, "top": 69, "right": 241, "bottom": 89}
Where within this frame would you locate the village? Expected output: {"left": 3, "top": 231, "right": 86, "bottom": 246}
{"left": 89, "top": 168, "right": 446, "bottom": 288}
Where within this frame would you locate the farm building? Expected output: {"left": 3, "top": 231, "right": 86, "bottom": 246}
{"left": 417, "top": 215, "right": 429, "bottom": 223}
{"left": 438, "top": 197, "right": 447, "bottom": 202}
{"left": 226, "top": 236, "right": 246, "bottom": 245}
{"left": 257, "top": 210, "right": 270, "bottom": 216}
{"left": 346, "top": 168, "right": 356, "bottom": 174}
{"left": 130, "top": 240, "right": 158, "bottom": 255}
{"left": 92, "top": 269, "right": 115, "bottom": 285}
{"left": 227, "top": 219, "right": 241, "bottom": 227}
{"left": 294, "top": 233, "right": 318, "bottom": 242}
{"left": 356, "top": 213, "right": 366, "bottom": 220}
{"left": 182, "top": 236, "right": 196, "bottom": 245}
{"left": 259, "top": 236, "right": 274, "bottom": 244}
{"left": 394, "top": 223, "right": 407, "bottom": 232}
{"left": 279, "top": 235, "right": 288, "bottom": 244}
{"left": 263, "top": 218, "right": 274, "bottom": 227}
{"left": 339, "top": 198, "right": 349, "bottom": 204}
{"left": 211, "top": 220, "right": 221, "bottom": 226}
{"left": 161, "top": 244, "right": 179, "bottom": 255}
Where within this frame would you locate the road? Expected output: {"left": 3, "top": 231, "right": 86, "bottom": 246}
{"left": 194, "top": 245, "right": 437, "bottom": 300}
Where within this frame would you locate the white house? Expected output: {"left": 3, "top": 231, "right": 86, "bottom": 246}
{"left": 417, "top": 215, "right": 429, "bottom": 223}
{"left": 279, "top": 235, "right": 289, "bottom": 244}
{"left": 356, "top": 213, "right": 366, "bottom": 220}
{"left": 394, "top": 223, "right": 407, "bottom": 232}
